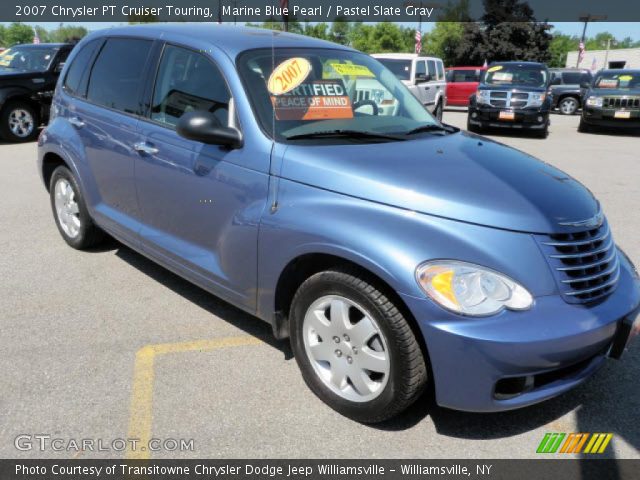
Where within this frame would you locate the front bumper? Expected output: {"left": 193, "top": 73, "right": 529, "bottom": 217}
{"left": 582, "top": 107, "right": 640, "bottom": 128}
{"left": 401, "top": 257, "right": 640, "bottom": 412}
{"left": 468, "top": 105, "right": 550, "bottom": 130}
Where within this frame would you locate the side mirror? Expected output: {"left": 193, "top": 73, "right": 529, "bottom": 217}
{"left": 177, "top": 110, "right": 242, "bottom": 149}
{"left": 54, "top": 62, "right": 65, "bottom": 73}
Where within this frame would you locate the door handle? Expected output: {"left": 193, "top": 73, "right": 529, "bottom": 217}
{"left": 68, "top": 116, "right": 84, "bottom": 128}
{"left": 133, "top": 142, "right": 159, "bottom": 155}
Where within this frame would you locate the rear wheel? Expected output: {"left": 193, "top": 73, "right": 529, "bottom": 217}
{"left": 50, "top": 166, "right": 105, "bottom": 249}
{"left": 558, "top": 97, "right": 579, "bottom": 115}
{"left": 289, "top": 268, "right": 428, "bottom": 423}
{"left": 0, "top": 101, "right": 39, "bottom": 142}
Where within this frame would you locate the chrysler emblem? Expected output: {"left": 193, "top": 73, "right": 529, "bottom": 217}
{"left": 558, "top": 211, "right": 604, "bottom": 228}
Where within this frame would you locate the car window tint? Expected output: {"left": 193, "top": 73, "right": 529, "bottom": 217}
{"left": 87, "top": 38, "right": 152, "bottom": 114}
{"left": 63, "top": 40, "right": 100, "bottom": 96}
{"left": 436, "top": 61, "right": 444, "bottom": 80}
{"left": 427, "top": 60, "right": 436, "bottom": 78}
{"left": 151, "top": 45, "right": 230, "bottom": 128}
{"left": 562, "top": 72, "right": 583, "bottom": 84}
{"left": 415, "top": 60, "right": 426, "bottom": 77}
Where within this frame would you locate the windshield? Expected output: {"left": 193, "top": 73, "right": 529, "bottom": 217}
{"left": 593, "top": 71, "right": 640, "bottom": 90}
{"left": 237, "top": 48, "right": 438, "bottom": 142}
{"left": 375, "top": 58, "right": 412, "bottom": 81}
{"left": 484, "top": 64, "right": 548, "bottom": 88}
{"left": 0, "top": 46, "right": 58, "bottom": 72}
{"left": 447, "top": 69, "right": 484, "bottom": 83}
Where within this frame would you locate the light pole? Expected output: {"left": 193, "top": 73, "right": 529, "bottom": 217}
{"left": 604, "top": 38, "right": 615, "bottom": 70}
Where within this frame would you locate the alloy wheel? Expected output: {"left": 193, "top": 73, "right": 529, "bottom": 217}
{"left": 8, "top": 109, "right": 35, "bottom": 138}
{"left": 54, "top": 178, "right": 81, "bottom": 238}
{"left": 559, "top": 98, "right": 578, "bottom": 115}
{"left": 302, "top": 295, "right": 390, "bottom": 402}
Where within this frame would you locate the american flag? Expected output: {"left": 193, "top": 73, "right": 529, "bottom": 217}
{"left": 415, "top": 30, "right": 422, "bottom": 54}
{"left": 578, "top": 41, "right": 585, "bottom": 64}
{"left": 32, "top": 27, "right": 40, "bottom": 44}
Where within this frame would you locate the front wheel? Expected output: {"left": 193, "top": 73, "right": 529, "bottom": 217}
{"left": 558, "top": 97, "right": 579, "bottom": 115}
{"left": 0, "top": 101, "right": 39, "bottom": 142}
{"left": 289, "top": 268, "right": 428, "bottom": 423}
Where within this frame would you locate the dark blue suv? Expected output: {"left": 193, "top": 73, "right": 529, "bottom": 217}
{"left": 38, "top": 25, "right": 640, "bottom": 422}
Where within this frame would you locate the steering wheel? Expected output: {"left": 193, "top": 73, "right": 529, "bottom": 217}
{"left": 353, "top": 99, "right": 379, "bottom": 116}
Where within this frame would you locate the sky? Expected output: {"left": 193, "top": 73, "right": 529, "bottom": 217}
{"left": 5, "top": 21, "right": 640, "bottom": 41}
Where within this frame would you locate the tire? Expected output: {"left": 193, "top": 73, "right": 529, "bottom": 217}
{"left": 0, "top": 100, "right": 39, "bottom": 142}
{"left": 467, "top": 116, "right": 481, "bottom": 133}
{"left": 534, "top": 126, "right": 549, "bottom": 139}
{"left": 578, "top": 117, "right": 593, "bottom": 133}
{"left": 558, "top": 97, "right": 579, "bottom": 115}
{"left": 289, "top": 268, "right": 428, "bottom": 423}
{"left": 49, "top": 166, "right": 105, "bottom": 249}
{"left": 433, "top": 99, "right": 443, "bottom": 121}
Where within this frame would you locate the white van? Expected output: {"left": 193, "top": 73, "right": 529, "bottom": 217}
{"left": 372, "top": 53, "right": 447, "bottom": 120}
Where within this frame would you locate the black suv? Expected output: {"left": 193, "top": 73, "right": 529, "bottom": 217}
{"left": 549, "top": 68, "right": 592, "bottom": 115}
{"left": 580, "top": 69, "right": 640, "bottom": 133}
{"left": 0, "top": 43, "right": 73, "bottom": 142}
{"left": 467, "top": 61, "right": 551, "bottom": 138}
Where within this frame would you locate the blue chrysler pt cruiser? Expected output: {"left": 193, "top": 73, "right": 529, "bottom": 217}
{"left": 38, "top": 25, "right": 639, "bottom": 423}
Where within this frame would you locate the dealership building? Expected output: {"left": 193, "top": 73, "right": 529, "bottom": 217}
{"left": 566, "top": 47, "right": 640, "bottom": 70}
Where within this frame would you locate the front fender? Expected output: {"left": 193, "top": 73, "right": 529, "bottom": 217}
{"left": 256, "top": 178, "right": 558, "bottom": 323}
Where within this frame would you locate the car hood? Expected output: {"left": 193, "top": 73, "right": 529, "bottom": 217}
{"left": 279, "top": 131, "right": 598, "bottom": 234}
{"left": 478, "top": 85, "right": 547, "bottom": 93}
{"left": 0, "top": 67, "right": 36, "bottom": 78}
{"left": 588, "top": 88, "right": 640, "bottom": 96}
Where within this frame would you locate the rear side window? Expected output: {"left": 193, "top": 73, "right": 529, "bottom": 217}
{"left": 562, "top": 72, "right": 584, "bottom": 84}
{"left": 87, "top": 38, "right": 153, "bottom": 114}
{"left": 63, "top": 40, "right": 100, "bottom": 96}
{"left": 415, "top": 60, "right": 426, "bottom": 78}
{"left": 427, "top": 60, "right": 436, "bottom": 79}
{"left": 150, "top": 45, "right": 230, "bottom": 128}
{"left": 449, "top": 69, "right": 482, "bottom": 82}
{"left": 436, "top": 61, "right": 444, "bottom": 80}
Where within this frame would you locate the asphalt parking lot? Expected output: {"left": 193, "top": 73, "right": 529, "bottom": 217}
{"left": 1, "top": 111, "right": 639, "bottom": 460}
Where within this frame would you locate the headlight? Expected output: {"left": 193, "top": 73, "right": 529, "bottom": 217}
{"left": 416, "top": 260, "right": 533, "bottom": 316}
{"left": 529, "top": 92, "right": 546, "bottom": 107}
{"left": 585, "top": 96, "right": 603, "bottom": 107}
{"left": 476, "top": 90, "right": 490, "bottom": 105}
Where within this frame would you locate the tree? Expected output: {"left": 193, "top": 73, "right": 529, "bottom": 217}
{"left": 424, "top": 22, "right": 465, "bottom": 65}
{"left": 304, "top": 22, "right": 329, "bottom": 40}
{"left": 5, "top": 23, "right": 35, "bottom": 46}
{"left": 329, "top": 17, "right": 351, "bottom": 45}
{"left": 48, "top": 24, "right": 88, "bottom": 43}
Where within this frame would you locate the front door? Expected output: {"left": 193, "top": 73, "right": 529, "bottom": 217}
{"left": 135, "top": 44, "right": 269, "bottom": 309}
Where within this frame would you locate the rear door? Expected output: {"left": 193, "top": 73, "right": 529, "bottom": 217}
{"left": 414, "top": 59, "right": 432, "bottom": 106}
{"left": 65, "top": 37, "right": 153, "bottom": 241}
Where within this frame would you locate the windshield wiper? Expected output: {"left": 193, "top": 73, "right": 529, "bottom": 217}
{"left": 284, "top": 129, "right": 407, "bottom": 141}
{"left": 405, "top": 123, "right": 457, "bottom": 136}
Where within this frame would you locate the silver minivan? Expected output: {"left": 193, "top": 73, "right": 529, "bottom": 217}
{"left": 372, "top": 53, "right": 447, "bottom": 119}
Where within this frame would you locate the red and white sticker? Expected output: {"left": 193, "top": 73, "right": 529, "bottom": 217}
{"left": 271, "top": 79, "right": 353, "bottom": 121}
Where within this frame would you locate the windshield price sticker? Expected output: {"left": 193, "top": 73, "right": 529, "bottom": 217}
{"left": 487, "top": 65, "right": 503, "bottom": 72}
{"left": 271, "top": 79, "right": 353, "bottom": 120}
{"left": 330, "top": 63, "right": 375, "bottom": 77}
{"left": 268, "top": 57, "right": 312, "bottom": 95}
{"left": 618, "top": 75, "right": 633, "bottom": 82}
{"left": 492, "top": 72, "right": 513, "bottom": 82}
{"left": 598, "top": 78, "right": 618, "bottom": 88}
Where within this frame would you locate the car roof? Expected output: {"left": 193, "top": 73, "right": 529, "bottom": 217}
{"left": 371, "top": 53, "right": 441, "bottom": 61}
{"left": 445, "top": 66, "right": 486, "bottom": 70}
{"left": 598, "top": 69, "right": 640, "bottom": 74}
{"left": 11, "top": 43, "right": 71, "bottom": 48}
{"left": 87, "top": 24, "right": 352, "bottom": 58}
{"left": 490, "top": 61, "right": 546, "bottom": 68}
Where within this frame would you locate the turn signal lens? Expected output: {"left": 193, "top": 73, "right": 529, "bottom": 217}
{"left": 416, "top": 261, "right": 533, "bottom": 316}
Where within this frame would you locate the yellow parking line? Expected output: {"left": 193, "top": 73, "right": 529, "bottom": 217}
{"left": 126, "top": 336, "right": 264, "bottom": 459}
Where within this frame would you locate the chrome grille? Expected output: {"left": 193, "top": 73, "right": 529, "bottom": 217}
{"left": 603, "top": 97, "right": 640, "bottom": 109}
{"left": 537, "top": 220, "right": 619, "bottom": 303}
{"left": 489, "top": 91, "right": 531, "bottom": 108}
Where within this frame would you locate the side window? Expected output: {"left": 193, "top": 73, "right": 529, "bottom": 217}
{"left": 415, "top": 60, "right": 426, "bottom": 79}
{"left": 436, "top": 61, "right": 444, "bottom": 81}
{"left": 86, "top": 38, "right": 152, "bottom": 114}
{"left": 63, "top": 40, "right": 100, "bottom": 96}
{"left": 151, "top": 45, "right": 231, "bottom": 128}
{"left": 427, "top": 60, "right": 436, "bottom": 80}
{"left": 562, "top": 72, "right": 583, "bottom": 84}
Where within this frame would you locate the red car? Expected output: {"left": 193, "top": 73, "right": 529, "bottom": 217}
{"left": 445, "top": 66, "right": 487, "bottom": 107}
